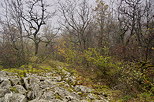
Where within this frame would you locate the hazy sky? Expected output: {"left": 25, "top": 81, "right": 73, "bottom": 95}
{"left": 0, "top": 0, "right": 114, "bottom": 32}
{"left": 0, "top": 0, "right": 109, "bottom": 17}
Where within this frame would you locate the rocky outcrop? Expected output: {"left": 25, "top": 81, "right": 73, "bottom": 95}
{"left": 0, "top": 67, "right": 109, "bottom": 102}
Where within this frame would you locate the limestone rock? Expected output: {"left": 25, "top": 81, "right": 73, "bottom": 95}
{"left": 41, "top": 91, "right": 55, "bottom": 100}
{"left": 4, "top": 93, "right": 27, "bottom": 102}
{"left": 0, "top": 71, "right": 7, "bottom": 77}
{"left": 74, "top": 85, "right": 92, "bottom": 93}
{"left": 9, "top": 78, "right": 21, "bottom": 86}
{"left": 14, "top": 85, "right": 27, "bottom": 95}
{"left": 27, "top": 83, "right": 42, "bottom": 99}
{"left": 0, "top": 79, "right": 11, "bottom": 89}
{"left": 0, "top": 70, "right": 109, "bottom": 102}
{"left": 0, "top": 97, "right": 4, "bottom": 102}
{"left": 29, "top": 99, "right": 50, "bottom": 102}
{"left": 0, "top": 89, "right": 10, "bottom": 98}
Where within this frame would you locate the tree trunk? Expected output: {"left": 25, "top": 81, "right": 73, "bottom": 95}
{"left": 35, "top": 42, "right": 39, "bottom": 55}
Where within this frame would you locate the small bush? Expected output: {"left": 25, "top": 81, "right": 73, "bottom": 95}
{"left": 138, "top": 92, "right": 153, "bottom": 102}
{"left": 84, "top": 48, "right": 123, "bottom": 84}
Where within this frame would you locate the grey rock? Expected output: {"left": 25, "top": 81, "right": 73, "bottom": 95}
{"left": 54, "top": 87, "right": 70, "bottom": 97}
{"left": 0, "top": 77, "right": 8, "bottom": 82}
{"left": 69, "top": 92, "right": 81, "bottom": 99}
{"left": 29, "top": 99, "right": 50, "bottom": 102}
{"left": 52, "top": 76, "right": 61, "bottom": 82}
{"left": 0, "top": 79, "right": 11, "bottom": 89}
{"left": 0, "top": 71, "right": 7, "bottom": 77}
{"left": 9, "top": 78, "right": 21, "bottom": 85}
{"left": 30, "top": 99, "right": 62, "bottom": 102}
{"left": 14, "top": 85, "right": 27, "bottom": 95}
{"left": 4, "top": 93, "right": 27, "bottom": 102}
{"left": 61, "top": 69, "right": 71, "bottom": 77}
{"left": 27, "top": 83, "right": 42, "bottom": 99}
{"left": 23, "top": 77, "right": 30, "bottom": 89}
{"left": 75, "top": 85, "right": 92, "bottom": 93}
{"left": 0, "top": 89, "right": 10, "bottom": 98}
{"left": 65, "top": 76, "right": 76, "bottom": 85}
{"left": 41, "top": 91, "right": 55, "bottom": 100}
{"left": 0, "top": 70, "right": 108, "bottom": 102}
{"left": 80, "top": 100, "right": 89, "bottom": 102}
{"left": 27, "top": 91, "right": 33, "bottom": 100}
{"left": 0, "top": 97, "right": 4, "bottom": 102}
{"left": 39, "top": 80, "right": 57, "bottom": 89}
{"left": 64, "top": 95, "right": 80, "bottom": 102}
{"left": 87, "top": 93, "right": 97, "bottom": 100}
{"left": 92, "top": 100, "right": 108, "bottom": 102}
{"left": 29, "top": 77, "right": 40, "bottom": 85}
{"left": 49, "top": 99, "right": 62, "bottom": 102}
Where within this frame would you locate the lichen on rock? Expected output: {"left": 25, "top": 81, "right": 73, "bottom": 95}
{"left": 0, "top": 66, "right": 109, "bottom": 102}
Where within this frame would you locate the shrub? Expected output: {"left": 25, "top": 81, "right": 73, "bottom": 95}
{"left": 84, "top": 48, "right": 123, "bottom": 85}
{"left": 57, "top": 40, "right": 82, "bottom": 64}
{"left": 119, "top": 62, "right": 154, "bottom": 96}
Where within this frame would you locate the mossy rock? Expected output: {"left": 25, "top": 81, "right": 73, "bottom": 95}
{"left": 54, "top": 93, "right": 63, "bottom": 100}
{"left": 9, "top": 87, "right": 19, "bottom": 93}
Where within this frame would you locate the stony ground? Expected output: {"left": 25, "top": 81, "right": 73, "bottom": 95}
{"left": 0, "top": 66, "right": 109, "bottom": 102}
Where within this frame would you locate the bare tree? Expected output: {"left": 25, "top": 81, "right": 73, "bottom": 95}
{"left": 118, "top": 0, "right": 143, "bottom": 45}
{"left": 58, "top": 0, "right": 92, "bottom": 50}
{"left": 93, "top": 0, "right": 110, "bottom": 49}
{"left": 0, "top": 0, "right": 26, "bottom": 67}
{"left": 143, "top": 0, "right": 154, "bottom": 61}
{"left": 0, "top": 0, "right": 56, "bottom": 67}
{"left": 117, "top": 0, "right": 154, "bottom": 61}
{"left": 0, "top": 0, "right": 23, "bottom": 50}
{"left": 21, "top": 0, "right": 54, "bottom": 55}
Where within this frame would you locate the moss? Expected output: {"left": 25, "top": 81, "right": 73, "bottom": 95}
{"left": 54, "top": 93, "right": 62, "bottom": 100}
{"left": 0, "top": 65, "right": 3, "bottom": 70}
{"left": 78, "top": 92, "right": 83, "bottom": 95}
{"left": 58, "top": 82, "right": 77, "bottom": 93}
{"left": 3, "top": 68, "right": 27, "bottom": 77}
{"left": 110, "top": 99, "right": 123, "bottom": 102}
{"left": 1, "top": 60, "right": 73, "bottom": 79}
{"left": 10, "top": 87, "right": 19, "bottom": 93}
{"left": 77, "top": 92, "right": 88, "bottom": 97}
{"left": 47, "top": 60, "right": 68, "bottom": 68}
{"left": 92, "top": 85, "right": 110, "bottom": 95}
{"left": 2, "top": 63, "right": 57, "bottom": 77}
{"left": 66, "top": 87, "right": 74, "bottom": 92}
{"left": 121, "top": 95, "right": 132, "bottom": 102}
{"left": 137, "top": 92, "right": 153, "bottom": 102}
{"left": 63, "top": 67, "right": 77, "bottom": 76}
